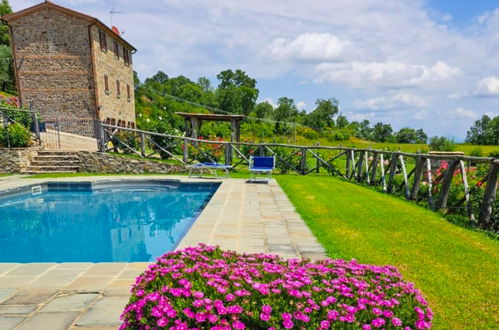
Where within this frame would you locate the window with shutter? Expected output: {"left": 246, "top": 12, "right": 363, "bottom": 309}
{"left": 116, "top": 80, "right": 121, "bottom": 98}
{"left": 114, "top": 40, "right": 119, "bottom": 58}
{"left": 123, "top": 48, "right": 131, "bottom": 66}
{"left": 104, "top": 75, "right": 109, "bottom": 93}
{"left": 99, "top": 30, "right": 107, "bottom": 51}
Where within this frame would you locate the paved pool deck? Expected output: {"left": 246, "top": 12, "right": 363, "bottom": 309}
{"left": 0, "top": 175, "right": 326, "bottom": 329}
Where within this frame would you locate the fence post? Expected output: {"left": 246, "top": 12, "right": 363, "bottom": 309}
{"left": 300, "top": 147, "right": 307, "bottom": 175}
{"left": 370, "top": 152, "right": 378, "bottom": 184}
{"left": 410, "top": 156, "right": 425, "bottom": 200}
{"left": 478, "top": 164, "right": 498, "bottom": 229}
{"left": 345, "top": 150, "right": 351, "bottom": 178}
{"left": 225, "top": 143, "right": 232, "bottom": 166}
{"left": 32, "top": 112, "right": 41, "bottom": 145}
{"left": 183, "top": 138, "right": 189, "bottom": 164}
{"left": 387, "top": 153, "right": 398, "bottom": 192}
{"left": 356, "top": 151, "right": 364, "bottom": 182}
{"left": 140, "top": 133, "right": 146, "bottom": 157}
{"left": 435, "top": 160, "right": 459, "bottom": 211}
{"left": 96, "top": 121, "right": 106, "bottom": 152}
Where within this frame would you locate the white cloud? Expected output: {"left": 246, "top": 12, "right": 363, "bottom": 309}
{"left": 315, "top": 61, "right": 460, "bottom": 88}
{"left": 296, "top": 101, "right": 307, "bottom": 110}
{"left": 413, "top": 110, "right": 428, "bottom": 120}
{"left": 262, "top": 98, "right": 277, "bottom": 109}
{"left": 475, "top": 76, "right": 499, "bottom": 96}
{"left": 10, "top": 0, "right": 499, "bottom": 139}
{"left": 353, "top": 93, "right": 427, "bottom": 110}
{"left": 453, "top": 108, "right": 477, "bottom": 118}
{"left": 263, "top": 33, "right": 349, "bottom": 62}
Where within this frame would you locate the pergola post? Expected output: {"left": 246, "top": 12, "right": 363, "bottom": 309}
{"left": 190, "top": 117, "right": 199, "bottom": 139}
{"left": 175, "top": 112, "right": 244, "bottom": 143}
{"left": 230, "top": 119, "right": 237, "bottom": 142}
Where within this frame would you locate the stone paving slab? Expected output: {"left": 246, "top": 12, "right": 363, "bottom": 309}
{"left": 0, "top": 175, "right": 327, "bottom": 329}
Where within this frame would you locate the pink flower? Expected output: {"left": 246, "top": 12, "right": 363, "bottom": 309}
{"left": 157, "top": 317, "right": 168, "bottom": 327}
{"left": 262, "top": 305, "right": 272, "bottom": 314}
{"left": 392, "top": 317, "right": 402, "bottom": 327}
{"left": 260, "top": 313, "right": 270, "bottom": 321}
{"left": 283, "top": 320, "right": 294, "bottom": 329}
{"left": 372, "top": 318, "right": 386, "bottom": 328}
{"left": 233, "top": 321, "right": 246, "bottom": 329}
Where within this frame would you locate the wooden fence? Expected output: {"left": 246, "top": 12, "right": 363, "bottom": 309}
{"left": 97, "top": 123, "right": 498, "bottom": 229}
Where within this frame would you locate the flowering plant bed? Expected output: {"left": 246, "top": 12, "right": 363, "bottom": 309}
{"left": 120, "top": 245, "right": 433, "bottom": 329}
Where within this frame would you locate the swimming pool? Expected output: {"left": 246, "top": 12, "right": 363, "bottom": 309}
{"left": 0, "top": 180, "right": 219, "bottom": 262}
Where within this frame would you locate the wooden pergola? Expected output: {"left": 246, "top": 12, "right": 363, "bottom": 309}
{"left": 175, "top": 112, "right": 245, "bottom": 142}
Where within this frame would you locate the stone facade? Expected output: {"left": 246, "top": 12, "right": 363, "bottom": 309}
{"left": 90, "top": 26, "right": 136, "bottom": 127}
{"left": 77, "top": 152, "right": 185, "bottom": 174}
{"left": 4, "top": 2, "right": 136, "bottom": 138}
{"left": 0, "top": 147, "right": 39, "bottom": 173}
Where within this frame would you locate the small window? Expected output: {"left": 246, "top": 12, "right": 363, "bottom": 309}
{"left": 130, "top": 122, "right": 135, "bottom": 129}
{"left": 99, "top": 30, "right": 107, "bottom": 51}
{"left": 113, "top": 40, "right": 119, "bottom": 58}
{"left": 110, "top": 118, "right": 116, "bottom": 125}
{"left": 104, "top": 75, "right": 109, "bottom": 93}
{"left": 123, "top": 47, "right": 131, "bottom": 65}
{"left": 116, "top": 80, "right": 121, "bottom": 98}
{"left": 126, "top": 84, "right": 131, "bottom": 101}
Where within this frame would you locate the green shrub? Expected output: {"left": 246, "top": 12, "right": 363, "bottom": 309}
{"left": 111, "top": 131, "right": 140, "bottom": 155}
{"left": 429, "top": 136, "right": 456, "bottom": 151}
{"left": 488, "top": 151, "right": 499, "bottom": 159}
{"left": 469, "top": 147, "right": 483, "bottom": 157}
{"left": 0, "top": 123, "right": 32, "bottom": 148}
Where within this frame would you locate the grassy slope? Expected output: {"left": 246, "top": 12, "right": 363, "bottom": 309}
{"left": 254, "top": 135, "right": 499, "bottom": 155}
{"left": 277, "top": 176, "right": 499, "bottom": 329}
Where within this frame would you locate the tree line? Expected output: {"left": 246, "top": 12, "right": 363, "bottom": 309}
{"left": 135, "top": 70, "right": 434, "bottom": 145}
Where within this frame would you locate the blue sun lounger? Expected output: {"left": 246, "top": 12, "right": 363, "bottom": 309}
{"left": 249, "top": 156, "right": 275, "bottom": 182}
{"left": 188, "top": 163, "right": 232, "bottom": 178}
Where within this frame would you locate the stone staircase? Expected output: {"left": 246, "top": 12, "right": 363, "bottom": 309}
{"left": 23, "top": 150, "right": 80, "bottom": 174}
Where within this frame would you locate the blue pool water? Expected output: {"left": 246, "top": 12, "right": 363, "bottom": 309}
{"left": 0, "top": 180, "right": 219, "bottom": 262}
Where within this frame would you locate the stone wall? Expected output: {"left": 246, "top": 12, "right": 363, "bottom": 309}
{"left": 9, "top": 5, "right": 136, "bottom": 137}
{"left": 90, "top": 25, "right": 136, "bottom": 127}
{"left": 77, "top": 152, "right": 185, "bottom": 174}
{"left": 11, "top": 8, "right": 97, "bottom": 131}
{"left": 0, "top": 148, "right": 39, "bottom": 174}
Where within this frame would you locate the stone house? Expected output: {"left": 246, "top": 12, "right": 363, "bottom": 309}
{"left": 2, "top": 1, "right": 136, "bottom": 137}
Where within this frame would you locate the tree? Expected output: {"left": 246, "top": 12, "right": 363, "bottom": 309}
{"left": 273, "top": 97, "right": 298, "bottom": 134}
{"left": 216, "top": 69, "right": 259, "bottom": 116}
{"left": 0, "top": 0, "right": 12, "bottom": 47}
{"left": 254, "top": 101, "right": 273, "bottom": 119}
{"left": 335, "top": 114, "right": 349, "bottom": 129}
{"left": 0, "top": 45, "right": 13, "bottom": 91}
{"left": 358, "top": 120, "right": 372, "bottom": 140}
{"left": 466, "top": 115, "right": 498, "bottom": 145}
{"left": 197, "top": 77, "right": 212, "bottom": 92}
{"left": 395, "top": 127, "right": 418, "bottom": 144}
{"left": 304, "top": 98, "right": 339, "bottom": 131}
{"left": 372, "top": 122, "right": 393, "bottom": 142}
{"left": 415, "top": 128, "right": 428, "bottom": 144}
{"left": 145, "top": 71, "right": 169, "bottom": 85}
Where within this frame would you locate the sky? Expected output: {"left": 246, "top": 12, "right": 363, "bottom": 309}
{"left": 12, "top": 0, "right": 499, "bottom": 141}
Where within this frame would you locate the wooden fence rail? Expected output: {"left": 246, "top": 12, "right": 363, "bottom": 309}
{"left": 97, "top": 123, "right": 498, "bottom": 229}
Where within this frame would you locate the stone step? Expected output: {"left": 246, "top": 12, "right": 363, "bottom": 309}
{"left": 30, "top": 160, "right": 80, "bottom": 167}
{"left": 37, "top": 151, "right": 78, "bottom": 157}
{"left": 24, "top": 165, "right": 80, "bottom": 172}
{"left": 32, "top": 156, "right": 79, "bottom": 162}
{"left": 22, "top": 170, "right": 78, "bottom": 174}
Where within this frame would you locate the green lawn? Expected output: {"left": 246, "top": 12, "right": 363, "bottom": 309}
{"left": 277, "top": 175, "right": 499, "bottom": 329}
